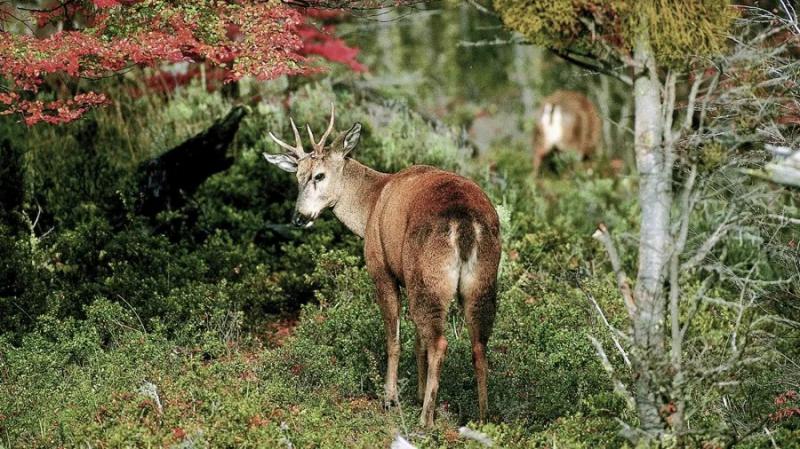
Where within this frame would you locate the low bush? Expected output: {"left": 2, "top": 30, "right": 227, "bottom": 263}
{"left": 2, "top": 79, "right": 797, "bottom": 448}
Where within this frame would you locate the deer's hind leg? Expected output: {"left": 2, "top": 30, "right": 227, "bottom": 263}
{"left": 459, "top": 244, "right": 499, "bottom": 423}
{"left": 408, "top": 286, "right": 450, "bottom": 428}
{"left": 462, "top": 284, "right": 497, "bottom": 423}
{"left": 405, "top": 242, "right": 459, "bottom": 427}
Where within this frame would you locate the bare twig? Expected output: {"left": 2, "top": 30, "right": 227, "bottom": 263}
{"left": 667, "top": 164, "right": 698, "bottom": 434}
{"left": 684, "top": 74, "right": 703, "bottom": 131}
{"left": 465, "top": 0, "right": 495, "bottom": 16}
{"left": 682, "top": 206, "right": 736, "bottom": 272}
{"left": 588, "top": 335, "right": 636, "bottom": 411}
{"left": 593, "top": 223, "right": 636, "bottom": 319}
{"left": 779, "top": 0, "right": 800, "bottom": 34}
{"left": 551, "top": 50, "right": 633, "bottom": 85}
{"left": 116, "top": 294, "right": 147, "bottom": 334}
{"left": 579, "top": 284, "right": 632, "bottom": 368}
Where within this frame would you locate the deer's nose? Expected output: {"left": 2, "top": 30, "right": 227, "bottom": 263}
{"left": 292, "top": 211, "right": 311, "bottom": 228}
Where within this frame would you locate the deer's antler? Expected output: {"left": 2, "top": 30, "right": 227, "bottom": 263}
{"left": 307, "top": 103, "right": 336, "bottom": 155}
{"left": 268, "top": 117, "right": 307, "bottom": 159}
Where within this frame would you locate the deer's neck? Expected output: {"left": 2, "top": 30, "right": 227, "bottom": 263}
{"left": 332, "top": 159, "right": 389, "bottom": 238}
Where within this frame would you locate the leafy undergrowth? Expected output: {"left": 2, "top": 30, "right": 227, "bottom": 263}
{"left": 0, "top": 249, "right": 628, "bottom": 448}
{"left": 2, "top": 80, "right": 798, "bottom": 448}
{"left": 0, "top": 321, "right": 622, "bottom": 448}
{"left": 1, "top": 325, "right": 404, "bottom": 448}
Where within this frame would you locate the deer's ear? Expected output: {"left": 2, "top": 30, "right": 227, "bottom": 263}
{"left": 263, "top": 152, "right": 298, "bottom": 173}
{"left": 341, "top": 123, "right": 361, "bottom": 157}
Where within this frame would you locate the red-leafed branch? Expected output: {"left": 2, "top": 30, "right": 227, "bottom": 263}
{"left": 0, "top": 0, "right": 410, "bottom": 125}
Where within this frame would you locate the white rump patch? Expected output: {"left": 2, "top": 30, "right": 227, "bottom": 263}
{"left": 448, "top": 222, "right": 459, "bottom": 248}
{"left": 457, "top": 222, "right": 480, "bottom": 297}
{"left": 539, "top": 103, "right": 564, "bottom": 149}
{"left": 447, "top": 222, "right": 461, "bottom": 288}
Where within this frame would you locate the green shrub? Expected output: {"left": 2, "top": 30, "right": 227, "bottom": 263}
{"left": 2, "top": 74, "right": 797, "bottom": 448}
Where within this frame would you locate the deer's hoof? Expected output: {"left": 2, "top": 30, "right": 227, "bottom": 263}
{"left": 418, "top": 416, "right": 434, "bottom": 428}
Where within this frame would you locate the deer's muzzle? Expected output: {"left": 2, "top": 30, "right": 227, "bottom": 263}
{"left": 292, "top": 210, "right": 315, "bottom": 228}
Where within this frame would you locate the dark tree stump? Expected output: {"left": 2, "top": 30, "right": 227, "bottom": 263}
{"left": 0, "top": 138, "right": 27, "bottom": 233}
{"left": 135, "top": 105, "right": 248, "bottom": 218}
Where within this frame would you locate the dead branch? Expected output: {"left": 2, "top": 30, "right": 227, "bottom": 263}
{"left": 579, "top": 285, "right": 632, "bottom": 368}
{"left": 667, "top": 164, "right": 698, "bottom": 433}
{"left": 682, "top": 207, "right": 736, "bottom": 272}
{"left": 680, "top": 276, "right": 714, "bottom": 341}
{"left": 588, "top": 335, "right": 636, "bottom": 411}
{"left": 592, "top": 223, "right": 636, "bottom": 319}
{"left": 457, "top": 37, "right": 528, "bottom": 47}
{"left": 765, "top": 213, "right": 800, "bottom": 225}
{"left": 465, "top": 0, "right": 495, "bottom": 16}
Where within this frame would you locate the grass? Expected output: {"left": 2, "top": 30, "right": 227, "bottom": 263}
{"left": 1, "top": 79, "right": 797, "bottom": 449}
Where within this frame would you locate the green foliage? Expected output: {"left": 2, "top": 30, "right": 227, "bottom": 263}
{"left": 476, "top": 414, "right": 628, "bottom": 448}
{"left": 635, "top": 0, "right": 736, "bottom": 68}
{"left": 265, "top": 201, "right": 633, "bottom": 431}
{"left": 0, "top": 241, "right": 630, "bottom": 448}
{"left": 0, "top": 138, "right": 27, "bottom": 227}
{"left": 492, "top": 0, "right": 612, "bottom": 53}
{"left": 0, "top": 309, "right": 397, "bottom": 448}
{"left": 1, "top": 56, "right": 797, "bottom": 447}
{"left": 0, "top": 77, "right": 641, "bottom": 447}
{"left": 493, "top": 0, "right": 735, "bottom": 68}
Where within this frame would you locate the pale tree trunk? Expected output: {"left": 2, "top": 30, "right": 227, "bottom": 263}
{"left": 376, "top": 8, "right": 400, "bottom": 74}
{"left": 511, "top": 43, "right": 539, "bottom": 123}
{"left": 631, "top": 30, "right": 672, "bottom": 437}
{"left": 619, "top": 95, "right": 634, "bottom": 169}
{"left": 597, "top": 76, "right": 613, "bottom": 158}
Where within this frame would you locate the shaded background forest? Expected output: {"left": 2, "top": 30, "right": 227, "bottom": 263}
{"left": 1, "top": 2, "right": 798, "bottom": 448}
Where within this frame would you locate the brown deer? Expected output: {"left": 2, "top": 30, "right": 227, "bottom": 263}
{"left": 532, "top": 90, "right": 602, "bottom": 174}
{"left": 263, "top": 105, "right": 501, "bottom": 427}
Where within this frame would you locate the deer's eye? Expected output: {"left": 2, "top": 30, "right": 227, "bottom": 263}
{"left": 314, "top": 173, "right": 326, "bottom": 182}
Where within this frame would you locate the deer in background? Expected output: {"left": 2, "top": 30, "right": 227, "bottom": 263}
{"left": 532, "top": 90, "right": 602, "bottom": 174}
{"left": 263, "top": 105, "right": 501, "bottom": 427}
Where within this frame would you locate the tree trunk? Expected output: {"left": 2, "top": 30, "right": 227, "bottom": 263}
{"left": 0, "top": 138, "right": 27, "bottom": 233}
{"left": 511, "top": 43, "right": 541, "bottom": 131}
{"left": 376, "top": 7, "right": 399, "bottom": 74}
{"left": 631, "top": 30, "right": 671, "bottom": 437}
{"left": 598, "top": 76, "right": 613, "bottom": 157}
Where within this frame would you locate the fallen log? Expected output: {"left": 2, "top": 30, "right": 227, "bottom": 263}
{"left": 135, "top": 105, "right": 248, "bottom": 218}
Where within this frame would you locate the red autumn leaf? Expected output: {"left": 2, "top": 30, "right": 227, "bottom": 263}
{"left": 0, "top": 1, "right": 405, "bottom": 124}
{"left": 93, "top": 0, "right": 121, "bottom": 8}
{"left": 171, "top": 427, "right": 187, "bottom": 440}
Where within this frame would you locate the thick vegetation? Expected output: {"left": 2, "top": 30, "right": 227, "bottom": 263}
{"left": 3, "top": 1, "right": 800, "bottom": 442}
{"left": 1, "top": 77, "right": 797, "bottom": 448}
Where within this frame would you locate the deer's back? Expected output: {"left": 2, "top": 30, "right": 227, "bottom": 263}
{"left": 365, "top": 166, "right": 499, "bottom": 284}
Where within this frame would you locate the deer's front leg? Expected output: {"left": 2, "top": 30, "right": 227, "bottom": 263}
{"left": 373, "top": 272, "right": 401, "bottom": 409}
